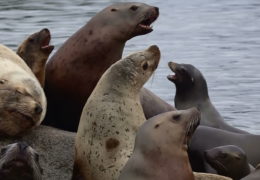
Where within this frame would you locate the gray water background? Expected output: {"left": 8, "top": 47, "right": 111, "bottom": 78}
{"left": 1, "top": 0, "right": 260, "bottom": 134}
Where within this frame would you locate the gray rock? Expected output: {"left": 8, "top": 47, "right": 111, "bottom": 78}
{"left": 0, "top": 125, "right": 75, "bottom": 180}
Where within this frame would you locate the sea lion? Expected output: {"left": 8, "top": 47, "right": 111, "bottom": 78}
{"left": 204, "top": 145, "right": 253, "bottom": 180}
{"left": 188, "top": 126, "right": 260, "bottom": 173}
{"left": 17, "top": 28, "right": 54, "bottom": 87}
{"left": 44, "top": 2, "right": 165, "bottom": 132}
{"left": 72, "top": 45, "right": 160, "bottom": 180}
{"left": 194, "top": 172, "right": 232, "bottom": 180}
{"left": 0, "top": 125, "right": 75, "bottom": 180}
{"left": 241, "top": 164, "right": 260, "bottom": 180}
{"left": 119, "top": 108, "right": 200, "bottom": 180}
{"left": 0, "top": 142, "right": 42, "bottom": 180}
{"left": 139, "top": 88, "right": 175, "bottom": 119}
{"left": 167, "top": 61, "right": 248, "bottom": 134}
{"left": 0, "top": 44, "right": 46, "bottom": 136}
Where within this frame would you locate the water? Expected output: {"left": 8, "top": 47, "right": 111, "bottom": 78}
{"left": 1, "top": 0, "right": 260, "bottom": 134}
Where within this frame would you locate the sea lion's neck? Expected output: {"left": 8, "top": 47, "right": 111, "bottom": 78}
{"left": 175, "top": 86, "right": 209, "bottom": 110}
{"left": 135, "top": 149, "right": 194, "bottom": 180}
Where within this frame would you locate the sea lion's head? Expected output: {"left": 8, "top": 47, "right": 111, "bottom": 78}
{"left": 167, "top": 62, "right": 209, "bottom": 108}
{"left": 0, "top": 142, "right": 42, "bottom": 180}
{"left": 135, "top": 107, "right": 200, "bottom": 156}
{"left": 98, "top": 2, "right": 159, "bottom": 40}
{"left": 17, "top": 28, "right": 54, "bottom": 68}
{"left": 204, "top": 145, "right": 250, "bottom": 179}
{"left": 0, "top": 76, "right": 45, "bottom": 136}
{"left": 109, "top": 45, "right": 160, "bottom": 93}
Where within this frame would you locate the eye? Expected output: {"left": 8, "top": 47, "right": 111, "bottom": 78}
{"left": 172, "top": 114, "right": 181, "bottom": 121}
{"left": 111, "top": 8, "right": 117, "bottom": 12}
{"left": 28, "top": 38, "right": 35, "bottom": 43}
{"left": 0, "top": 79, "right": 6, "bottom": 84}
{"left": 130, "top": 5, "right": 138, "bottom": 11}
{"left": 154, "top": 124, "right": 160, "bottom": 129}
{"left": 220, "top": 152, "right": 227, "bottom": 159}
{"left": 142, "top": 62, "right": 148, "bottom": 71}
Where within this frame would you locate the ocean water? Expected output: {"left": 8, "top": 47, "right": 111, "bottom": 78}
{"left": 1, "top": 0, "right": 260, "bottom": 134}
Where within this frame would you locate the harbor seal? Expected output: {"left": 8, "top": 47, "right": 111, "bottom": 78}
{"left": 44, "top": 2, "right": 162, "bottom": 132}
{"left": 0, "top": 142, "right": 42, "bottom": 180}
{"left": 119, "top": 108, "right": 200, "bottom": 180}
{"left": 205, "top": 145, "right": 253, "bottom": 180}
{"left": 0, "top": 44, "right": 46, "bottom": 136}
{"left": 188, "top": 126, "right": 260, "bottom": 172}
{"left": 72, "top": 45, "right": 160, "bottom": 180}
{"left": 17, "top": 28, "right": 54, "bottom": 87}
{"left": 241, "top": 164, "right": 260, "bottom": 180}
{"left": 167, "top": 61, "right": 247, "bottom": 134}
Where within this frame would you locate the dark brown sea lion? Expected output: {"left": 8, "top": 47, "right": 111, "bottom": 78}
{"left": 188, "top": 126, "right": 260, "bottom": 173}
{"left": 17, "top": 28, "right": 54, "bottom": 87}
{"left": 205, "top": 145, "right": 253, "bottom": 180}
{"left": 0, "top": 44, "right": 46, "bottom": 136}
{"left": 119, "top": 108, "right": 200, "bottom": 180}
{"left": 0, "top": 142, "right": 42, "bottom": 180}
{"left": 44, "top": 2, "right": 169, "bottom": 132}
{"left": 167, "top": 61, "right": 248, "bottom": 134}
{"left": 73, "top": 45, "right": 161, "bottom": 180}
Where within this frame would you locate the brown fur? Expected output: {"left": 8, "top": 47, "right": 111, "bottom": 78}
{"left": 44, "top": 2, "right": 159, "bottom": 132}
{"left": 17, "top": 28, "right": 54, "bottom": 87}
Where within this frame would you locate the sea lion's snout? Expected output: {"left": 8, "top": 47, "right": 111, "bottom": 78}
{"left": 34, "top": 104, "right": 43, "bottom": 115}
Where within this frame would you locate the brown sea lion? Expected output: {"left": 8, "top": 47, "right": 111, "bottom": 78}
{"left": 73, "top": 45, "right": 160, "bottom": 180}
{"left": 205, "top": 145, "right": 253, "bottom": 180}
{"left": 17, "top": 28, "right": 54, "bottom": 87}
{"left": 188, "top": 126, "right": 260, "bottom": 173}
{"left": 0, "top": 142, "right": 42, "bottom": 180}
{"left": 167, "top": 61, "right": 248, "bottom": 134}
{"left": 44, "top": 2, "right": 166, "bottom": 132}
{"left": 119, "top": 108, "right": 200, "bottom": 180}
{"left": 0, "top": 44, "right": 46, "bottom": 136}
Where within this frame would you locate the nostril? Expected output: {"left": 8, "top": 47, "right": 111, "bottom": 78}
{"left": 34, "top": 104, "right": 43, "bottom": 114}
{"left": 18, "top": 142, "right": 29, "bottom": 151}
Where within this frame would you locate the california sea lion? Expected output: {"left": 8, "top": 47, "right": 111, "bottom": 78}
{"left": 205, "top": 145, "right": 253, "bottom": 180}
{"left": 119, "top": 108, "right": 200, "bottom": 180}
{"left": 0, "top": 142, "right": 42, "bottom": 180}
{"left": 241, "top": 164, "right": 260, "bottom": 180}
{"left": 0, "top": 44, "right": 46, "bottom": 136}
{"left": 73, "top": 45, "right": 160, "bottom": 180}
{"left": 167, "top": 61, "right": 247, "bottom": 134}
{"left": 17, "top": 28, "right": 54, "bottom": 87}
{"left": 0, "top": 125, "right": 75, "bottom": 180}
{"left": 44, "top": 2, "right": 166, "bottom": 132}
{"left": 188, "top": 126, "right": 260, "bottom": 172}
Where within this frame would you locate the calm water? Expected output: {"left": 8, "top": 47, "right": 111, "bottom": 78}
{"left": 1, "top": 0, "right": 260, "bottom": 134}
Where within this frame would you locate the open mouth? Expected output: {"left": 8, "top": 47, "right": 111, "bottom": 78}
{"left": 136, "top": 9, "right": 159, "bottom": 35}
{"left": 167, "top": 62, "right": 178, "bottom": 82}
{"left": 40, "top": 29, "right": 54, "bottom": 54}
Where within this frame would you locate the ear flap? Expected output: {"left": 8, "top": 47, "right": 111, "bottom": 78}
{"left": 191, "top": 77, "right": 194, "bottom": 83}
